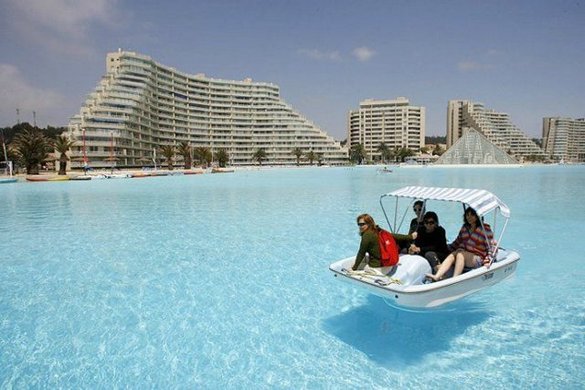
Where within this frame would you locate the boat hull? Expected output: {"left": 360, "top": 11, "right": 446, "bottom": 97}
{"left": 25, "top": 175, "right": 70, "bottom": 182}
{"left": 0, "top": 178, "right": 17, "bottom": 184}
{"left": 329, "top": 250, "right": 520, "bottom": 309}
{"left": 211, "top": 168, "right": 234, "bottom": 173}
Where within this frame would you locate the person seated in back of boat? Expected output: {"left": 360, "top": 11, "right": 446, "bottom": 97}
{"left": 370, "top": 201, "right": 422, "bottom": 254}
{"left": 409, "top": 200, "right": 424, "bottom": 234}
{"left": 426, "top": 207, "right": 496, "bottom": 282}
{"left": 407, "top": 211, "right": 448, "bottom": 272}
{"left": 393, "top": 200, "right": 424, "bottom": 251}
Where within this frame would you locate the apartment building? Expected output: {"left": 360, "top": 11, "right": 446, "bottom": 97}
{"left": 542, "top": 117, "right": 585, "bottom": 163}
{"left": 68, "top": 50, "right": 348, "bottom": 167}
{"left": 447, "top": 100, "right": 545, "bottom": 161}
{"left": 348, "top": 97, "right": 425, "bottom": 161}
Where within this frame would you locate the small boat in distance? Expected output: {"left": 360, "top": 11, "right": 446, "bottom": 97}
{"left": 25, "top": 175, "right": 70, "bottom": 182}
{"left": 211, "top": 167, "right": 235, "bottom": 173}
{"left": 329, "top": 186, "right": 520, "bottom": 310}
{"left": 0, "top": 177, "right": 17, "bottom": 184}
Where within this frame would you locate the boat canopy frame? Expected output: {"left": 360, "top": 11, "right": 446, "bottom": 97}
{"left": 379, "top": 186, "right": 511, "bottom": 265}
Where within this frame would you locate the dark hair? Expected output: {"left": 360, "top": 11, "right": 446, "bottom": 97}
{"left": 356, "top": 213, "right": 377, "bottom": 233}
{"left": 423, "top": 211, "right": 439, "bottom": 225}
{"left": 413, "top": 200, "right": 424, "bottom": 211}
{"left": 463, "top": 207, "right": 480, "bottom": 227}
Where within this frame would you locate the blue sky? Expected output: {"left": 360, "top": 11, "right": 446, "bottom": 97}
{"left": 1, "top": 0, "right": 583, "bottom": 139}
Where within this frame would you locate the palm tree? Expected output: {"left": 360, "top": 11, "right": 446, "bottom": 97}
{"left": 349, "top": 143, "right": 366, "bottom": 165}
{"left": 177, "top": 141, "right": 192, "bottom": 169}
{"left": 194, "top": 147, "right": 212, "bottom": 168}
{"left": 12, "top": 129, "right": 53, "bottom": 174}
{"left": 252, "top": 148, "right": 267, "bottom": 166}
{"left": 316, "top": 153, "right": 324, "bottom": 166}
{"left": 396, "top": 147, "right": 415, "bottom": 162}
{"left": 215, "top": 149, "right": 229, "bottom": 167}
{"left": 376, "top": 142, "right": 390, "bottom": 163}
{"left": 54, "top": 135, "right": 76, "bottom": 175}
{"left": 291, "top": 147, "right": 303, "bottom": 166}
{"left": 305, "top": 150, "right": 316, "bottom": 166}
{"left": 160, "top": 144, "right": 175, "bottom": 170}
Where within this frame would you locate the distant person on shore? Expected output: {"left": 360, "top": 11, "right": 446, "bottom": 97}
{"left": 408, "top": 211, "right": 449, "bottom": 271}
{"left": 426, "top": 207, "right": 495, "bottom": 282}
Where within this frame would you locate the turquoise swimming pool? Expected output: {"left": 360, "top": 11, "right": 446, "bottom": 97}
{"left": 1, "top": 166, "right": 584, "bottom": 388}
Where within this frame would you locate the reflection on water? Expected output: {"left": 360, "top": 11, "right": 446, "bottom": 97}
{"left": 323, "top": 296, "right": 493, "bottom": 366}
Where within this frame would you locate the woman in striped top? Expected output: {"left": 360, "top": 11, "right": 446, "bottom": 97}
{"left": 425, "top": 207, "right": 495, "bottom": 282}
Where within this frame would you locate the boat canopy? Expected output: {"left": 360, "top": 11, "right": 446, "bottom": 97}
{"left": 383, "top": 186, "right": 511, "bottom": 218}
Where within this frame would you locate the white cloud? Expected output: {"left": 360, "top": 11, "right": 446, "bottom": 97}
{"left": 458, "top": 61, "right": 494, "bottom": 71}
{"left": 352, "top": 47, "right": 375, "bottom": 62}
{"left": 5, "top": 0, "right": 120, "bottom": 56}
{"left": 0, "top": 64, "right": 66, "bottom": 126}
{"left": 297, "top": 49, "right": 342, "bottom": 61}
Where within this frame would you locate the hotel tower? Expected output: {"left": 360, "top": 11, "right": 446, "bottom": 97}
{"left": 68, "top": 50, "right": 348, "bottom": 167}
{"left": 447, "top": 100, "right": 544, "bottom": 161}
{"left": 542, "top": 117, "right": 585, "bottom": 163}
{"left": 348, "top": 97, "right": 425, "bottom": 161}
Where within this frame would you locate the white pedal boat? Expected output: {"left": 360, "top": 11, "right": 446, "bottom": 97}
{"left": 329, "top": 186, "right": 521, "bottom": 309}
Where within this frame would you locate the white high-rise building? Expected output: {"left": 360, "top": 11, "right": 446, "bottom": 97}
{"left": 543, "top": 117, "right": 585, "bottom": 163}
{"left": 68, "top": 50, "right": 348, "bottom": 167}
{"left": 348, "top": 97, "right": 425, "bottom": 161}
{"left": 447, "top": 100, "right": 544, "bottom": 161}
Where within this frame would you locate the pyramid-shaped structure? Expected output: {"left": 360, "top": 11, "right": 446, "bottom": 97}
{"left": 435, "top": 128, "right": 518, "bottom": 165}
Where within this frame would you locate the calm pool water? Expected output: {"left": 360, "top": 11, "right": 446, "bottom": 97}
{"left": 1, "top": 166, "right": 584, "bottom": 388}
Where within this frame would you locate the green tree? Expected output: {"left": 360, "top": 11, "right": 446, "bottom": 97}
{"left": 376, "top": 142, "right": 394, "bottom": 163}
{"left": 432, "top": 144, "right": 445, "bottom": 156}
{"left": 349, "top": 143, "right": 366, "bottom": 164}
{"left": 177, "top": 141, "right": 192, "bottom": 169}
{"left": 194, "top": 147, "right": 212, "bottom": 168}
{"left": 214, "top": 149, "right": 229, "bottom": 167}
{"left": 1, "top": 123, "right": 66, "bottom": 145}
{"left": 305, "top": 150, "right": 316, "bottom": 166}
{"left": 252, "top": 148, "right": 267, "bottom": 165}
{"left": 425, "top": 135, "right": 446, "bottom": 145}
{"left": 12, "top": 129, "right": 53, "bottom": 174}
{"left": 54, "top": 135, "right": 76, "bottom": 175}
{"left": 160, "top": 144, "right": 175, "bottom": 170}
{"left": 395, "top": 147, "right": 415, "bottom": 162}
{"left": 291, "top": 147, "right": 303, "bottom": 166}
{"left": 316, "top": 153, "right": 324, "bottom": 166}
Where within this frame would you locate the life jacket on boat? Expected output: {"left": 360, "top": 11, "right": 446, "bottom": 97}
{"left": 378, "top": 228, "right": 399, "bottom": 266}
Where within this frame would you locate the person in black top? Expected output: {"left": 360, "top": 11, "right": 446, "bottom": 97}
{"left": 394, "top": 200, "right": 424, "bottom": 252}
{"left": 408, "top": 211, "right": 448, "bottom": 271}
{"left": 409, "top": 200, "right": 424, "bottom": 234}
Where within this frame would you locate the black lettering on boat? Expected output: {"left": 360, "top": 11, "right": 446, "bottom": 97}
{"left": 483, "top": 272, "right": 494, "bottom": 281}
